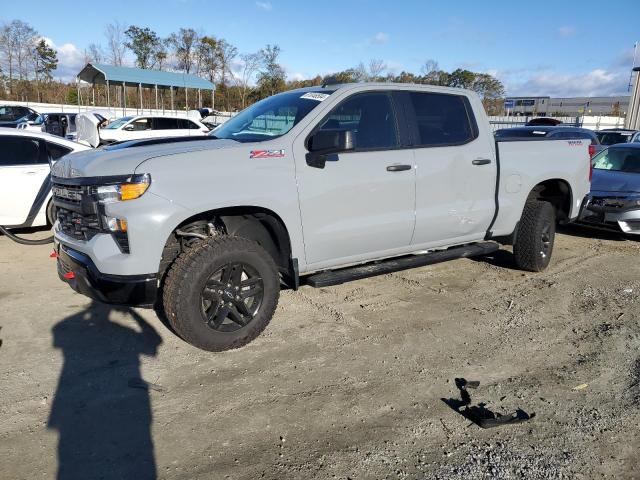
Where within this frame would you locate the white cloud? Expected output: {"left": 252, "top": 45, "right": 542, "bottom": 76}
{"left": 288, "top": 72, "right": 305, "bottom": 82}
{"left": 372, "top": 32, "right": 390, "bottom": 44}
{"left": 557, "top": 26, "right": 576, "bottom": 38}
{"left": 499, "top": 68, "right": 629, "bottom": 97}
{"left": 255, "top": 1, "right": 272, "bottom": 11}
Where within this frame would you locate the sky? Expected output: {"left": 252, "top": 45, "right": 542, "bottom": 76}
{"left": 2, "top": 0, "right": 638, "bottom": 97}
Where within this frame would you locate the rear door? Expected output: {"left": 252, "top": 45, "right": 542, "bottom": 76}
{"left": 0, "top": 135, "right": 48, "bottom": 226}
{"left": 178, "top": 118, "right": 206, "bottom": 136}
{"left": 293, "top": 90, "right": 416, "bottom": 267}
{"left": 406, "top": 91, "right": 497, "bottom": 246}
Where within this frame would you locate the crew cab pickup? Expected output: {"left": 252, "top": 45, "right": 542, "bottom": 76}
{"left": 51, "top": 83, "right": 591, "bottom": 351}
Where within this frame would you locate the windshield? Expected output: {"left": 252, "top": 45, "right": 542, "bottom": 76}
{"left": 593, "top": 147, "right": 640, "bottom": 173}
{"left": 596, "top": 131, "right": 634, "bottom": 146}
{"left": 105, "top": 117, "right": 133, "bottom": 129}
{"left": 211, "top": 90, "right": 334, "bottom": 142}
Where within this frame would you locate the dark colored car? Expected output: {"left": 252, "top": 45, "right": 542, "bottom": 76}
{"left": 525, "top": 117, "right": 563, "bottom": 126}
{"left": 494, "top": 125, "right": 604, "bottom": 156}
{"left": 578, "top": 143, "right": 640, "bottom": 235}
{"left": 595, "top": 128, "right": 640, "bottom": 146}
{"left": 0, "top": 105, "right": 39, "bottom": 128}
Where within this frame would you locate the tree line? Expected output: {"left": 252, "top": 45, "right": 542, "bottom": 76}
{"left": 0, "top": 19, "right": 505, "bottom": 114}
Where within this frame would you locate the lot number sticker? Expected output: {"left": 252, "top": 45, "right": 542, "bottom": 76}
{"left": 300, "top": 92, "right": 330, "bottom": 102}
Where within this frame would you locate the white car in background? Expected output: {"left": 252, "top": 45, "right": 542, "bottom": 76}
{"left": 0, "top": 128, "right": 89, "bottom": 228}
{"left": 99, "top": 115, "right": 209, "bottom": 145}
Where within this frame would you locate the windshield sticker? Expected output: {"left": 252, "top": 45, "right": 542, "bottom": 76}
{"left": 300, "top": 92, "right": 330, "bottom": 102}
{"left": 250, "top": 149, "right": 285, "bottom": 159}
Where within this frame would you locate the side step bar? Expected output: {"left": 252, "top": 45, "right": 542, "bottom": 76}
{"left": 305, "top": 242, "right": 500, "bottom": 288}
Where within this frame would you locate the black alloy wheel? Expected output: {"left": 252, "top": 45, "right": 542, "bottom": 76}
{"left": 201, "top": 262, "right": 264, "bottom": 332}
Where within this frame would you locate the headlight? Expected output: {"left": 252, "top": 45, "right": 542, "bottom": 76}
{"left": 96, "top": 174, "right": 151, "bottom": 203}
{"left": 625, "top": 197, "right": 640, "bottom": 209}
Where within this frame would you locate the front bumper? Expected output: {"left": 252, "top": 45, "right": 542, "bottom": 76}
{"left": 577, "top": 195, "right": 640, "bottom": 235}
{"left": 56, "top": 243, "right": 157, "bottom": 307}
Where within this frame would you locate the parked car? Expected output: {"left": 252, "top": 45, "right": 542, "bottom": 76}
{"left": 495, "top": 126, "right": 604, "bottom": 156}
{"left": 0, "top": 105, "right": 39, "bottom": 128}
{"left": 578, "top": 143, "right": 640, "bottom": 235}
{"left": 525, "top": 117, "right": 563, "bottom": 126}
{"left": 51, "top": 83, "right": 591, "bottom": 351}
{"left": 99, "top": 115, "right": 209, "bottom": 144}
{"left": 0, "top": 128, "right": 89, "bottom": 228}
{"left": 17, "top": 112, "right": 78, "bottom": 141}
{"left": 595, "top": 128, "right": 640, "bottom": 146}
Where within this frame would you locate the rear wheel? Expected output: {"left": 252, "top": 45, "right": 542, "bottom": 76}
{"left": 513, "top": 200, "right": 556, "bottom": 272}
{"left": 162, "top": 235, "right": 279, "bottom": 351}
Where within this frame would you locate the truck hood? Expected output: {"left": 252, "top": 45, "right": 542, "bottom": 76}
{"left": 51, "top": 138, "right": 239, "bottom": 179}
{"left": 591, "top": 168, "right": 640, "bottom": 195}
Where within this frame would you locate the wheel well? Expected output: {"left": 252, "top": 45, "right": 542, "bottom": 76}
{"left": 528, "top": 179, "right": 573, "bottom": 223}
{"left": 160, "top": 207, "right": 296, "bottom": 287}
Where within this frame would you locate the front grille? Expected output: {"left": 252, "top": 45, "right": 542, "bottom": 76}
{"left": 56, "top": 207, "right": 101, "bottom": 241}
{"left": 51, "top": 184, "right": 84, "bottom": 205}
{"left": 588, "top": 196, "right": 627, "bottom": 211}
{"left": 52, "top": 180, "right": 130, "bottom": 253}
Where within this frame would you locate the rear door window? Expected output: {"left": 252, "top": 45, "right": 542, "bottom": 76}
{"left": 408, "top": 92, "right": 477, "bottom": 146}
{"left": 153, "top": 118, "right": 180, "bottom": 130}
{"left": 316, "top": 92, "right": 399, "bottom": 150}
{"left": 0, "top": 136, "right": 41, "bottom": 166}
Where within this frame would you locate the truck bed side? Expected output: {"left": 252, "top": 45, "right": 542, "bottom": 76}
{"left": 490, "top": 139, "right": 591, "bottom": 238}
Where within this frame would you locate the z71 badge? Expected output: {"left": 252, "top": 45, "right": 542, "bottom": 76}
{"left": 250, "top": 149, "right": 285, "bottom": 159}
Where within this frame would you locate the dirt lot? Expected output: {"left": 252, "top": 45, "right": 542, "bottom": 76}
{"left": 1, "top": 226, "right": 639, "bottom": 479}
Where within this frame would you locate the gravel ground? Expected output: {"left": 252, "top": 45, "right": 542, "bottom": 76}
{"left": 1, "top": 226, "right": 639, "bottom": 479}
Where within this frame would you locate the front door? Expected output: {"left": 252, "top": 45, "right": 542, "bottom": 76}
{"left": 293, "top": 91, "right": 416, "bottom": 268}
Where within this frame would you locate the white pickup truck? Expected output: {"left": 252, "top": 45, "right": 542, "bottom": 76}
{"left": 51, "top": 83, "right": 591, "bottom": 351}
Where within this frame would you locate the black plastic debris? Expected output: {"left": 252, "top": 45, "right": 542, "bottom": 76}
{"left": 442, "top": 378, "right": 535, "bottom": 429}
{"left": 128, "top": 378, "right": 167, "bottom": 393}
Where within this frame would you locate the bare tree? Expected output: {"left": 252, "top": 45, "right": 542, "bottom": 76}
{"left": 167, "top": 28, "right": 199, "bottom": 73}
{"left": 216, "top": 39, "right": 238, "bottom": 87}
{"left": 0, "top": 23, "right": 17, "bottom": 94}
{"left": 367, "top": 59, "right": 386, "bottom": 81}
{"left": 85, "top": 43, "right": 104, "bottom": 64}
{"left": 104, "top": 21, "right": 126, "bottom": 66}
{"left": 237, "top": 52, "right": 261, "bottom": 108}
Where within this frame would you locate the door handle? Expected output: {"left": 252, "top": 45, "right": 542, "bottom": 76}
{"left": 386, "top": 164, "right": 412, "bottom": 172}
{"left": 23, "top": 171, "right": 38, "bottom": 174}
{"left": 472, "top": 159, "right": 492, "bottom": 166}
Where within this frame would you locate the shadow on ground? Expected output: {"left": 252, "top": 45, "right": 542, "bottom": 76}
{"left": 48, "top": 301, "right": 162, "bottom": 480}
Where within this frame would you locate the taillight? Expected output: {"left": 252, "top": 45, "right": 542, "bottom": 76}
{"left": 588, "top": 145, "right": 595, "bottom": 182}
{"left": 588, "top": 144, "right": 596, "bottom": 158}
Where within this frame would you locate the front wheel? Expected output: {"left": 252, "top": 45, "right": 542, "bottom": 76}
{"left": 513, "top": 200, "right": 556, "bottom": 272}
{"left": 162, "top": 236, "right": 280, "bottom": 351}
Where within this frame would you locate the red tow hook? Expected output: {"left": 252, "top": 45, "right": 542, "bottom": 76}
{"left": 63, "top": 271, "right": 75, "bottom": 280}
{"left": 50, "top": 250, "right": 59, "bottom": 258}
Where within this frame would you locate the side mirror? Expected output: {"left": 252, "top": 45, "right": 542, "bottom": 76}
{"left": 124, "top": 124, "right": 135, "bottom": 131}
{"left": 306, "top": 129, "right": 355, "bottom": 168}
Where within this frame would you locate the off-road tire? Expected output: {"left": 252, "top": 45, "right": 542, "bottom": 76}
{"left": 513, "top": 200, "right": 556, "bottom": 272}
{"left": 162, "top": 235, "right": 280, "bottom": 351}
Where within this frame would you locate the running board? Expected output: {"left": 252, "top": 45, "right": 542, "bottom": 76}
{"left": 305, "top": 242, "right": 500, "bottom": 288}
